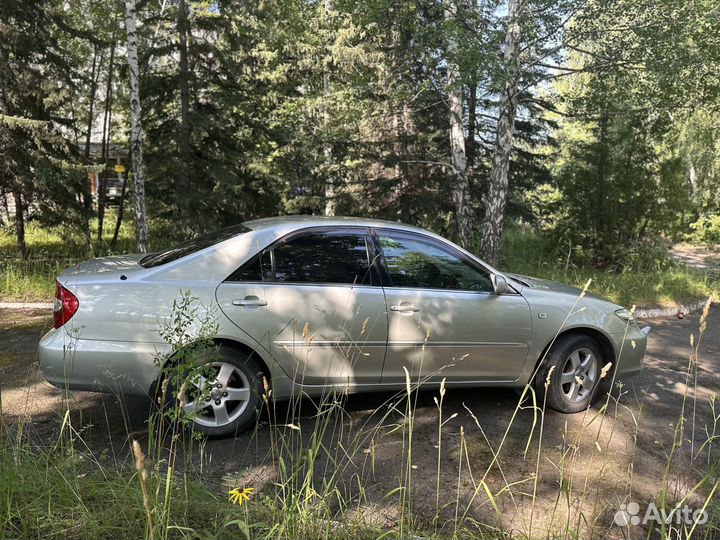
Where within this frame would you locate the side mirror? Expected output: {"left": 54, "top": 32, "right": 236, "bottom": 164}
{"left": 492, "top": 274, "right": 509, "bottom": 295}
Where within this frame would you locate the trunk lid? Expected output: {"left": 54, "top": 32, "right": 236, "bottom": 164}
{"left": 58, "top": 254, "right": 145, "bottom": 284}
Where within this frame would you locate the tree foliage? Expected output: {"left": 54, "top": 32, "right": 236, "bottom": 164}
{"left": 0, "top": 0, "right": 94, "bottom": 255}
{"left": 1, "top": 0, "right": 719, "bottom": 263}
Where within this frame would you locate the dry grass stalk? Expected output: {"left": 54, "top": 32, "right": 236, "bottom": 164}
{"left": 132, "top": 439, "right": 155, "bottom": 539}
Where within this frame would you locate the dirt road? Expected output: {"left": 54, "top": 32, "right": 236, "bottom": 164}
{"left": 1, "top": 305, "right": 718, "bottom": 537}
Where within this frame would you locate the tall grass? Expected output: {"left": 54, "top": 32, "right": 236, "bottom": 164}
{"left": 0, "top": 217, "right": 181, "bottom": 302}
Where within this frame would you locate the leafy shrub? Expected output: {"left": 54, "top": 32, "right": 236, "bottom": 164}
{"left": 501, "top": 221, "right": 674, "bottom": 273}
{"left": 687, "top": 214, "right": 720, "bottom": 246}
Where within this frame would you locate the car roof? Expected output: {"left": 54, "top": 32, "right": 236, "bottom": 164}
{"left": 243, "top": 215, "right": 430, "bottom": 234}
{"left": 146, "top": 214, "right": 501, "bottom": 283}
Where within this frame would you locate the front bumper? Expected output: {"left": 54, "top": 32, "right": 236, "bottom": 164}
{"left": 612, "top": 323, "right": 650, "bottom": 379}
{"left": 39, "top": 327, "right": 168, "bottom": 396}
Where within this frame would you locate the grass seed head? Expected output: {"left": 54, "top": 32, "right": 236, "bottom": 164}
{"left": 403, "top": 366, "right": 411, "bottom": 397}
{"left": 600, "top": 362, "right": 613, "bottom": 379}
{"left": 159, "top": 377, "right": 169, "bottom": 405}
{"left": 579, "top": 278, "right": 592, "bottom": 298}
{"left": 700, "top": 299, "right": 710, "bottom": 335}
{"left": 178, "top": 381, "right": 187, "bottom": 409}
{"left": 262, "top": 376, "right": 272, "bottom": 401}
{"left": 545, "top": 365, "right": 556, "bottom": 388}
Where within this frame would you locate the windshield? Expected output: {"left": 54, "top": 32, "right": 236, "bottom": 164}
{"left": 139, "top": 223, "right": 251, "bottom": 268}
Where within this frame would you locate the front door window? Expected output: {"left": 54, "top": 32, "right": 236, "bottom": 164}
{"left": 378, "top": 234, "right": 493, "bottom": 291}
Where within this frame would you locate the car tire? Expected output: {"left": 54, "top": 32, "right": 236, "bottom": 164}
{"left": 165, "top": 346, "right": 265, "bottom": 438}
{"left": 535, "top": 334, "right": 605, "bottom": 413}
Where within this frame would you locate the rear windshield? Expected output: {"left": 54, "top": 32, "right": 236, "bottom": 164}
{"left": 139, "top": 224, "right": 251, "bottom": 268}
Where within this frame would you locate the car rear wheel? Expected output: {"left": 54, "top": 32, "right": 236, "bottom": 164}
{"left": 535, "top": 334, "right": 604, "bottom": 413}
{"left": 175, "top": 347, "right": 264, "bottom": 438}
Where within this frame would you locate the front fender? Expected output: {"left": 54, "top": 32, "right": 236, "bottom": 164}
{"left": 515, "top": 289, "right": 646, "bottom": 386}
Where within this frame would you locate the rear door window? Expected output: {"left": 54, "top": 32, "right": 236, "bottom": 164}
{"left": 272, "top": 231, "right": 374, "bottom": 285}
{"left": 227, "top": 252, "right": 273, "bottom": 282}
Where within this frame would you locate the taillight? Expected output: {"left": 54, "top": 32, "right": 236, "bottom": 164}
{"left": 53, "top": 282, "right": 79, "bottom": 329}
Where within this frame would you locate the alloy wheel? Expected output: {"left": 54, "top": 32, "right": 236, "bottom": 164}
{"left": 559, "top": 347, "right": 598, "bottom": 403}
{"left": 180, "top": 361, "right": 251, "bottom": 428}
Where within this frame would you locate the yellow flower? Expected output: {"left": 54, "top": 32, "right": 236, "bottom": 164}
{"left": 228, "top": 487, "right": 254, "bottom": 506}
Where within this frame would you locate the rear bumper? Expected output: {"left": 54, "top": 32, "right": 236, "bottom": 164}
{"left": 39, "top": 327, "right": 167, "bottom": 396}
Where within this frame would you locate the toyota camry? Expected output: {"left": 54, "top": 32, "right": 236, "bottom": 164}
{"left": 40, "top": 216, "right": 650, "bottom": 437}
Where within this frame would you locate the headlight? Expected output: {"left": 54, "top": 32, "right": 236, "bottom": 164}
{"left": 615, "top": 308, "right": 635, "bottom": 322}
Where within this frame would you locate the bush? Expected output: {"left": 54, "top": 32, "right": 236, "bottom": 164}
{"left": 501, "top": 223, "right": 674, "bottom": 273}
{"left": 499, "top": 223, "right": 717, "bottom": 308}
{"left": 687, "top": 214, "right": 720, "bottom": 247}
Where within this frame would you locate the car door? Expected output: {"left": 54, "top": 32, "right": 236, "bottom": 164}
{"left": 220, "top": 227, "right": 388, "bottom": 386}
{"left": 375, "top": 229, "right": 532, "bottom": 383}
{"left": 216, "top": 249, "right": 274, "bottom": 357}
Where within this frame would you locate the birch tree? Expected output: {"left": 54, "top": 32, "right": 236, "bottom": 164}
{"left": 124, "top": 0, "right": 149, "bottom": 253}
{"left": 323, "top": 0, "right": 335, "bottom": 217}
{"left": 444, "top": 0, "right": 473, "bottom": 249}
{"left": 479, "top": 0, "right": 523, "bottom": 265}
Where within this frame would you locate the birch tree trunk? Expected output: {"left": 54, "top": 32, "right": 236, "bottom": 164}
{"left": 83, "top": 44, "right": 100, "bottom": 161}
{"left": 323, "top": 73, "right": 335, "bottom": 217}
{"left": 688, "top": 162, "right": 698, "bottom": 199}
{"left": 323, "top": 0, "right": 335, "bottom": 217}
{"left": 445, "top": 0, "right": 473, "bottom": 249}
{"left": 479, "top": 0, "right": 523, "bottom": 266}
{"left": 466, "top": 78, "right": 477, "bottom": 170}
{"left": 125, "top": 0, "right": 149, "bottom": 253}
{"left": 392, "top": 102, "right": 411, "bottom": 221}
{"left": 1, "top": 193, "right": 9, "bottom": 226}
{"left": 596, "top": 107, "right": 608, "bottom": 237}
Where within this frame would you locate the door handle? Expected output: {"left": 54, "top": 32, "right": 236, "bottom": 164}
{"left": 390, "top": 304, "right": 420, "bottom": 313}
{"left": 232, "top": 296, "right": 267, "bottom": 307}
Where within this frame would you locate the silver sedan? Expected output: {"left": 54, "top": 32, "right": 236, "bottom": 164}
{"left": 40, "top": 216, "right": 649, "bottom": 436}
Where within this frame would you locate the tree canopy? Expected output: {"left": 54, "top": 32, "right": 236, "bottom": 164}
{"left": 1, "top": 0, "right": 719, "bottom": 264}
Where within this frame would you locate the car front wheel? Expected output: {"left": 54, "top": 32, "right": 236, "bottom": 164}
{"left": 536, "top": 334, "right": 604, "bottom": 413}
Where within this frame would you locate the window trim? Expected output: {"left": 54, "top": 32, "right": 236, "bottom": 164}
{"left": 370, "top": 227, "right": 518, "bottom": 295}
{"left": 224, "top": 226, "right": 382, "bottom": 288}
